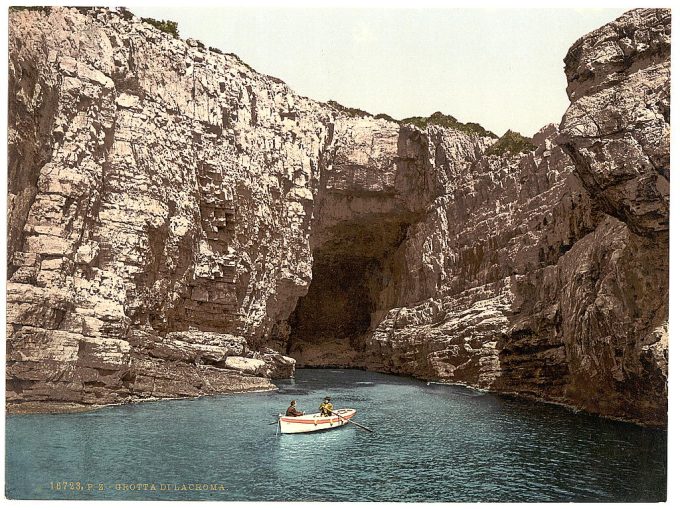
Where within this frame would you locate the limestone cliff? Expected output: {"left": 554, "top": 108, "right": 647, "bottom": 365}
{"left": 6, "top": 7, "right": 669, "bottom": 425}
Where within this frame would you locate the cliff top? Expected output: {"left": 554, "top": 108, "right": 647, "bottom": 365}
{"left": 9, "top": 5, "right": 506, "bottom": 142}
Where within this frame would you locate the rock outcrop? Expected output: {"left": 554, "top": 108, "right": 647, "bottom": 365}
{"left": 7, "top": 7, "right": 669, "bottom": 425}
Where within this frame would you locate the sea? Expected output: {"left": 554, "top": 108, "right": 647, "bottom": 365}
{"left": 5, "top": 368, "right": 667, "bottom": 501}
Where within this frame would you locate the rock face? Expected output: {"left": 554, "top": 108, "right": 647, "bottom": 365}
{"left": 560, "top": 8, "right": 670, "bottom": 237}
{"left": 555, "top": 8, "right": 670, "bottom": 423}
{"left": 7, "top": 7, "right": 669, "bottom": 425}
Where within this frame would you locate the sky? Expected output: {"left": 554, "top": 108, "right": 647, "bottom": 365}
{"left": 129, "top": 6, "right": 628, "bottom": 137}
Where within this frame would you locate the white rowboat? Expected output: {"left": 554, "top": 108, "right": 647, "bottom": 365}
{"left": 278, "top": 408, "right": 356, "bottom": 434}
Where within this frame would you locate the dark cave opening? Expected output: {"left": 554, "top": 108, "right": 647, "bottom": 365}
{"left": 285, "top": 217, "right": 411, "bottom": 367}
{"left": 286, "top": 253, "right": 379, "bottom": 365}
{"left": 289, "top": 255, "right": 376, "bottom": 342}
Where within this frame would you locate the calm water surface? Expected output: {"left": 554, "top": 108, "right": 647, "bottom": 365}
{"left": 5, "top": 369, "right": 666, "bottom": 501}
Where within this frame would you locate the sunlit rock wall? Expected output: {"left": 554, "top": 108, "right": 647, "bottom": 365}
{"left": 7, "top": 7, "right": 326, "bottom": 408}
{"left": 353, "top": 8, "right": 669, "bottom": 426}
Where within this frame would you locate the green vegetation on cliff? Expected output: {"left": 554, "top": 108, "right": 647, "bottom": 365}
{"left": 9, "top": 6, "right": 52, "bottom": 13}
{"left": 326, "top": 103, "right": 497, "bottom": 139}
{"left": 484, "top": 129, "right": 537, "bottom": 157}
{"left": 326, "top": 100, "right": 372, "bottom": 118}
{"left": 375, "top": 113, "right": 397, "bottom": 122}
{"left": 401, "top": 111, "right": 498, "bottom": 138}
{"left": 141, "top": 17, "right": 179, "bottom": 38}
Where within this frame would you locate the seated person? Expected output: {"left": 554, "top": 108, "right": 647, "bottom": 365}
{"left": 318, "top": 396, "right": 333, "bottom": 417}
{"left": 285, "top": 400, "right": 304, "bottom": 417}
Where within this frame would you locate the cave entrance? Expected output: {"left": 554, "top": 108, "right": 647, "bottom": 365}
{"left": 285, "top": 217, "right": 410, "bottom": 367}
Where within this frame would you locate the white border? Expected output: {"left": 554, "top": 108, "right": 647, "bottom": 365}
{"left": 1, "top": 1, "right": 676, "bottom": 510}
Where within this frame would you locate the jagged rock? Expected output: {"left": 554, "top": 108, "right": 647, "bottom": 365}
{"left": 559, "top": 8, "right": 670, "bottom": 237}
{"left": 223, "top": 357, "right": 267, "bottom": 375}
{"left": 255, "top": 348, "right": 296, "bottom": 379}
{"left": 149, "top": 332, "right": 247, "bottom": 364}
{"left": 6, "top": 7, "right": 668, "bottom": 425}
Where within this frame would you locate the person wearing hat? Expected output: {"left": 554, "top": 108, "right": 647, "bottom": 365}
{"left": 319, "top": 396, "right": 334, "bottom": 417}
{"left": 285, "top": 400, "right": 304, "bottom": 417}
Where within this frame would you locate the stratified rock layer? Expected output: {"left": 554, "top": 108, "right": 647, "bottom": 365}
{"left": 7, "top": 7, "right": 668, "bottom": 425}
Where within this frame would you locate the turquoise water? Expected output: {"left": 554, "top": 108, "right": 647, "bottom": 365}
{"left": 5, "top": 369, "right": 666, "bottom": 501}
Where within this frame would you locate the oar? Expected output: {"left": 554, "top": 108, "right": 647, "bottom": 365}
{"left": 332, "top": 410, "right": 374, "bottom": 433}
{"left": 270, "top": 416, "right": 282, "bottom": 435}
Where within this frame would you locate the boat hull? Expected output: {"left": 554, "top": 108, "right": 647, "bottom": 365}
{"left": 278, "top": 408, "right": 356, "bottom": 434}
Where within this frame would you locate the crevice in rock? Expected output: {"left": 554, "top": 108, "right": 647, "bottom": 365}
{"left": 281, "top": 123, "right": 434, "bottom": 368}
{"left": 7, "top": 59, "right": 60, "bottom": 275}
{"left": 285, "top": 216, "right": 412, "bottom": 367}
